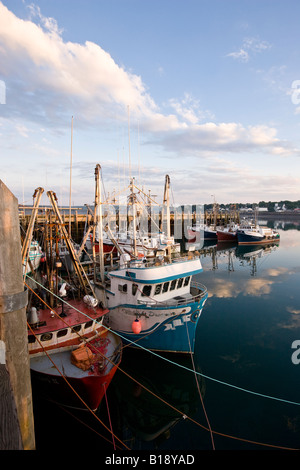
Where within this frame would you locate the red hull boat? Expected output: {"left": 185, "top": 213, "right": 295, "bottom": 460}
{"left": 28, "top": 297, "right": 122, "bottom": 411}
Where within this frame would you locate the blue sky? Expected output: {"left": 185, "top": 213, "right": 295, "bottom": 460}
{"left": 1, "top": 0, "right": 300, "bottom": 207}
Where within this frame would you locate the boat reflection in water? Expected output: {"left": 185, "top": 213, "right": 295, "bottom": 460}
{"left": 110, "top": 348, "right": 205, "bottom": 448}
{"left": 187, "top": 239, "right": 280, "bottom": 275}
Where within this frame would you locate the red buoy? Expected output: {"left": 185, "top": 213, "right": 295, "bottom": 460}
{"left": 132, "top": 318, "right": 142, "bottom": 334}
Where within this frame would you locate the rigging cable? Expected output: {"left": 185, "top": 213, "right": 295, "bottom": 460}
{"left": 185, "top": 319, "right": 215, "bottom": 450}
{"left": 103, "top": 383, "right": 116, "bottom": 450}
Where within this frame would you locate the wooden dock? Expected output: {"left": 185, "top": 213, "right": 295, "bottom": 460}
{"left": 19, "top": 205, "right": 240, "bottom": 245}
{"left": 0, "top": 181, "right": 35, "bottom": 450}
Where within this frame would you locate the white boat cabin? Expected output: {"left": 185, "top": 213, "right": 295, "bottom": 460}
{"left": 105, "top": 256, "right": 203, "bottom": 307}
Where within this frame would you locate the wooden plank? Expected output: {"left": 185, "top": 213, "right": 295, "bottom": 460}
{"left": 0, "top": 364, "right": 23, "bottom": 450}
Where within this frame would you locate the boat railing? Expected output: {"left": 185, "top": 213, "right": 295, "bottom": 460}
{"left": 126, "top": 254, "right": 198, "bottom": 269}
{"left": 136, "top": 281, "right": 208, "bottom": 308}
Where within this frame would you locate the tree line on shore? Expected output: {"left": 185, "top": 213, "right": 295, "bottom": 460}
{"left": 204, "top": 200, "right": 300, "bottom": 212}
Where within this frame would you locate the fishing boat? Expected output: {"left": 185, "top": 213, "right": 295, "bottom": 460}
{"left": 23, "top": 240, "right": 44, "bottom": 275}
{"left": 187, "top": 223, "right": 218, "bottom": 241}
{"left": 27, "top": 190, "right": 122, "bottom": 411}
{"left": 85, "top": 175, "right": 180, "bottom": 258}
{"left": 95, "top": 255, "right": 208, "bottom": 354}
{"left": 28, "top": 295, "right": 122, "bottom": 411}
{"left": 216, "top": 222, "right": 238, "bottom": 242}
{"left": 237, "top": 221, "right": 280, "bottom": 245}
{"left": 92, "top": 167, "right": 208, "bottom": 354}
{"left": 87, "top": 229, "right": 180, "bottom": 258}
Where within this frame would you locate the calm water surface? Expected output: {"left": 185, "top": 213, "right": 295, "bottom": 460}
{"left": 34, "top": 221, "right": 300, "bottom": 452}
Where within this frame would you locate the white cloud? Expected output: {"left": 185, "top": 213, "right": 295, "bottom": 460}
{"left": 1, "top": 2, "right": 300, "bottom": 206}
{"left": 0, "top": 2, "right": 159, "bottom": 126}
{"left": 227, "top": 48, "right": 249, "bottom": 63}
{"left": 227, "top": 36, "right": 271, "bottom": 63}
{"left": 156, "top": 121, "right": 300, "bottom": 158}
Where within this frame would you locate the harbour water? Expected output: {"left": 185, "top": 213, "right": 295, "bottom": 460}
{"left": 33, "top": 219, "right": 300, "bottom": 452}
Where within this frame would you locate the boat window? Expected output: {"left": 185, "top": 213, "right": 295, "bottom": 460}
{"left": 141, "top": 285, "right": 152, "bottom": 297}
{"left": 170, "top": 279, "right": 177, "bottom": 291}
{"left": 57, "top": 329, "right": 68, "bottom": 338}
{"left": 154, "top": 284, "right": 162, "bottom": 295}
{"left": 177, "top": 278, "right": 184, "bottom": 289}
{"left": 73, "top": 325, "right": 81, "bottom": 333}
{"left": 118, "top": 284, "right": 127, "bottom": 293}
{"left": 132, "top": 283, "right": 138, "bottom": 296}
{"left": 28, "top": 335, "right": 36, "bottom": 344}
{"left": 84, "top": 320, "right": 93, "bottom": 329}
{"left": 184, "top": 276, "right": 190, "bottom": 286}
{"left": 41, "top": 333, "right": 53, "bottom": 341}
{"left": 162, "top": 281, "right": 169, "bottom": 293}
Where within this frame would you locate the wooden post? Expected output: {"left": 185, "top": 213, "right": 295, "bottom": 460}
{"left": 0, "top": 181, "right": 35, "bottom": 450}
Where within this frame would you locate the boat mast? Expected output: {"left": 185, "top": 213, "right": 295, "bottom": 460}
{"left": 93, "top": 164, "right": 105, "bottom": 286}
{"left": 69, "top": 116, "right": 73, "bottom": 237}
{"left": 47, "top": 190, "right": 96, "bottom": 298}
{"left": 129, "top": 177, "right": 138, "bottom": 258}
{"left": 211, "top": 194, "right": 217, "bottom": 230}
{"left": 163, "top": 174, "right": 171, "bottom": 262}
{"left": 21, "top": 187, "right": 44, "bottom": 279}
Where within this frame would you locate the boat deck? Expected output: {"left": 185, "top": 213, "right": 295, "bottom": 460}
{"left": 28, "top": 298, "right": 108, "bottom": 336}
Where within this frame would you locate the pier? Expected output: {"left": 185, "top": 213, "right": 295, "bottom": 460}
{"left": 0, "top": 181, "right": 35, "bottom": 450}
{"left": 19, "top": 204, "right": 241, "bottom": 246}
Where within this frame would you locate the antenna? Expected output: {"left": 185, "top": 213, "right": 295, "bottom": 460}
{"left": 127, "top": 105, "right": 131, "bottom": 179}
{"left": 69, "top": 116, "right": 73, "bottom": 237}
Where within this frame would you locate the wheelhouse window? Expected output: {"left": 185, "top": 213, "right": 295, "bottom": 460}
{"left": 184, "top": 276, "right": 190, "bottom": 286}
{"left": 177, "top": 278, "right": 184, "bottom": 289}
{"left": 141, "top": 285, "right": 152, "bottom": 297}
{"left": 162, "top": 281, "right": 169, "bottom": 293}
{"left": 132, "top": 283, "right": 138, "bottom": 296}
{"left": 118, "top": 284, "right": 127, "bottom": 293}
{"left": 170, "top": 279, "right": 177, "bottom": 291}
{"left": 154, "top": 284, "right": 162, "bottom": 295}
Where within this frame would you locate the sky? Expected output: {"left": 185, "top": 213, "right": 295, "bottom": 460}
{"left": 0, "top": 0, "right": 300, "bottom": 207}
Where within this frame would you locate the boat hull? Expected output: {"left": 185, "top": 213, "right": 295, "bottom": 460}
{"left": 237, "top": 231, "right": 280, "bottom": 245}
{"left": 30, "top": 333, "right": 122, "bottom": 411}
{"left": 217, "top": 230, "right": 237, "bottom": 242}
{"left": 103, "top": 293, "right": 208, "bottom": 354}
{"left": 187, "top": 228, "right": 217, "bottom": 242}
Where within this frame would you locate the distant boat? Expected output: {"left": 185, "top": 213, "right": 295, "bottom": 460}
{"left": 237, "top": 221, "right": 280, "bottom": 245}
{"left": 86, "top": 229, "right": 180, "bottom": 258}
{"left": 187, "top": 223, "right": 218, "bottom": 241}
{"left": 217, "top": 222, "right": 239, "bottom": 242}
{"left": 28, "top": 295, "right": 122, "bottom": 411}
{"left": 23, "top": 240, "right": 44, "bottom": 275}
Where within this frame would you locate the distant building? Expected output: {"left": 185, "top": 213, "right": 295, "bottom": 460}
{"left": 275, "top": 203, "right": 286, "bottom": 212}
{"left": 258, "top": 207, "right": 268, "bottom": 212}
